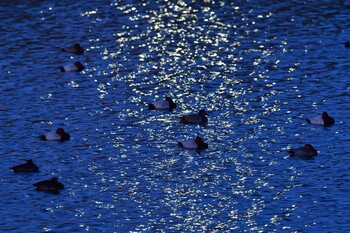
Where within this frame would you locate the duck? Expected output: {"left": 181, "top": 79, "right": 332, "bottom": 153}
{"left": 148, "top": 97, "right": 176, "bottom": 110}
{"left": 180, "top": 109, "right": 208, "bottom": 124}
{"left": 60, "top": 61, "right": 85, "bottom": 72}
{"left": 10, "top": 159, "right": 39, "bottom": 172}
{"left": 178, "top": 136, "right": 208, "bottom": 150}
{"left": 60, "top": 43, "right": 84, "bottom": 55}
{"left": 289, "top": 144, "right": 318, "bottom": 157}
{"left": 39, "top": 128, "right": 70, "bottom": 141}
{"left": 33, "top": 177, "right": 64, "bottom": 192}
{"left": 306, "top": 112, "right": 335, "bottom": 127}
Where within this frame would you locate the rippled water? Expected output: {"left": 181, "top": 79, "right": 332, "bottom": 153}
{"left": 2, "top": 0, "right": 350, "bottom": 232}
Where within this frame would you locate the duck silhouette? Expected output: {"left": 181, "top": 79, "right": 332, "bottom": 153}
{"left": 33, "top": 177, "right": 64, "bottom": 193}
{"left": 10, "top": 159, "right": 39, "bottom": 172}
{"left": 289, "top": 144, "right": 318, "bottom": 157}
{"left": 60, "top": 43, "right": 84, "bottom": 55}
{"left": 180, "top": 109, "right": 208, "bottom": 124}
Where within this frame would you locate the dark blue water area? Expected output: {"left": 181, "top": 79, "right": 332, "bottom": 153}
{"left": 1, "top": 0, "right": 350, "bottom": 232}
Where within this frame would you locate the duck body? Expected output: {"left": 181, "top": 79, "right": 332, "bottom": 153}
{"left": 307, "top": 112, "right": 334, "bottom": 127}
{"left": 178, "top": 136, "right": 208, "bottom": 150}
{"left": 148, "top": 97, "right": 176, "bottom": 110}
{"left": 289, "top": 144, "right": 318, "bottom": 157}
{"left": 60, "top": 61, "right": 85, "bottom": 72}
{"left": 180, "top": 109, "right": 208, "bottom": 124}
{"left": 61, "top": 43, "right": 84, "bottom": 55}
{"left": 39, "top": 128, "right": 70, "bottom": 142}
{"left": 10, "top": 159, "right": 39, "bottom": 172}
{"left": 33, "top": 177, "right": 64, "bottom": 192}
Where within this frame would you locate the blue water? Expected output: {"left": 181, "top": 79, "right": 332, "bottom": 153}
{"left": 1, "top": 0, "right": 350, "bottom": 232}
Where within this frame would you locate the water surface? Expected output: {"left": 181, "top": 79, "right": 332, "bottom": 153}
{"left": 1, "top": 0, "right": 350, "bottom": 232}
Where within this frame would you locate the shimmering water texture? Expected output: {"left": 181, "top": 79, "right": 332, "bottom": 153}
{"left": 1, "top": 0, "right": 350, "bottom": 232}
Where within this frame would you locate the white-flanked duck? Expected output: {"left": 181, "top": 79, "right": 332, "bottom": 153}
{"left": 148, "top": 97, "right": 176, "bottom": 110}
{"left": 306, "top": 112, "right": 335, "bottom": 127}
{"left": 60, "top": 61, "right": 85, "bottom": 72}
{"left": 60, "top": 43, "right": 84, "bottom": 55}
{"left": 289, "top": 144, "right": 318, "bottom": 157}
{"left": 33, "top": 177, "right": 64, "bottom": 193}
{"left": 10, "top": 159, "right": 39, "bottom": 172}
{"left": 180, "top": 109, "right": 208, "bottom": 124}
{"left": 178, "top": 136, "right": 208, "bottom": 150}
{"left": 39, "top": 128, "right": 70, "bottom": 142}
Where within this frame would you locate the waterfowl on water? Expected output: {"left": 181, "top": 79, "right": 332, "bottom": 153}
{"left": 60, "top": 61, "right": 85, "bottom": 72}
{"left": 10, "top": 159, "right": 39, "bottom": 172}
{"left": 148, "top": 97, "right": 176, "bottom": 110}
{"left": 60, "top": 43, "right": 84, "bottom": 55}
{"left": 289, "top": 144, "right": 318, "bottom": 157}
{"left": 39, "top": 128, "right": 70, "bottom": 142}
{"left": 306, "top": 112, "right": 335, "bottom": 127}
{"left": 178, "top": 136, "right": 208, "bottom": 150}
{"left": 180, "top": 109, "right": 208, "bottom": 124}
{"left": 33, "top": 177, "right": 64, "bottom": 192}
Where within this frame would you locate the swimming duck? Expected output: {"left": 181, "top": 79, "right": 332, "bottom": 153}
{"left": 178, "top": 136, "right": 208, "bottom": 150}
{"left": 180, "top": 109, "right": 208, "bottom": 124}
{"left": 39, "top": 128, "right": 70, "bottom": 141}
{"left": 306, "top": 112, "right": 335, "bottom": 127}
{"left": 61, "top": 43, "right": 84, "bottom": 55}
{"left": 33, "top": 177, "right": 64, "bottom": 192}
{"left": 60, "top": 61, "right": 85, "bottom": 72}
{"left": 10, "top": 159, "right": 39, "bottom": 172}
{"left": 289, "top": 144, "right": 318, "bottom": 157}
{"left": 148, "top": 97, "right": 176, "bottom": 110}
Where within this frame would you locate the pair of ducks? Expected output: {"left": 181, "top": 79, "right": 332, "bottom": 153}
{"left": 10, "top": 160, "right": 64, "bottom": 193}
{"left": 148, "top": 97, "right": 208, "bottom": 150}
{"left": 59, "top": 43, "right": 85, "bottom": 72}
{"left": 148, "top": 97, "right": 208, "bottom": 123}
{"left": 289, "top": 112, "right": 335, "bottom": 158}
{"left": 10, "top": 128, "right": 70, "bottom": 193}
